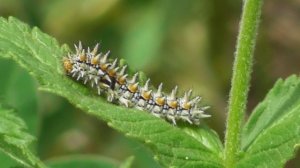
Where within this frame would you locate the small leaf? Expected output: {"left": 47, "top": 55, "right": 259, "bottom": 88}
{"left": 0, "top": 103, "right": 46, "bottom": 168}
{"left": 0, "top": 17, "right": 223, "bottom": 167}
{"left": 239, "top": 75, "right": 300, "bottom": 167}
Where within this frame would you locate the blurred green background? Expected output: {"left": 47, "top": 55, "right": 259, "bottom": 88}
{"left": 0, "top": 0, "right": 300, "bottom": 167}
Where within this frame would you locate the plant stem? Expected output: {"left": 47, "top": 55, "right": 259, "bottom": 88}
{"left": 224, "top": 0, "right": 263, "bottom": 167}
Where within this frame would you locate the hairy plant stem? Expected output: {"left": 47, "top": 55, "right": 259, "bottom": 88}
{"left": 224, "top": 0, "right": 263, "bottom": 167}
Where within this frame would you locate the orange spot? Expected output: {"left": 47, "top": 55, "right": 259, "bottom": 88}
{"left": 100, "top": 63, "right": 109, "bottom": 71}
{"left": 117, "top": 76, "right": 126, "bottom": 85}
{"left": 79, "top": 54, "right": 86, "bottom": 62}
{"left": 182, "top": 102, "right": 191, "bottom": 110}
{"left": 128, "top": 83, "right": 138, "bottom": 93}
{"left": 168, "top": 100, "right": 178, "bottom": 109}
{"left": 63, "top": 58, "right": 73, "bottom": 73}
{"left": 142, "top": 91, "right": 152, "bottom": 100}
{"left": 108, "top": 69, "right": 117, "bottom": 77}
{"left": 91, "top": 57, "right": 99, "bottom": 65}
{"left": 155, "top": 97, "right": 165, "bottom": 106}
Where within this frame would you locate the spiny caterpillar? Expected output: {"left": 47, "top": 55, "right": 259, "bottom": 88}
{"left": 63, "top": 42, "right": 210, "bottom": 125}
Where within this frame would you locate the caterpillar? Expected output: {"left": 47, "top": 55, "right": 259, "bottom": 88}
{"left": 63, "top": 42, "right": 210, "bottom": 125}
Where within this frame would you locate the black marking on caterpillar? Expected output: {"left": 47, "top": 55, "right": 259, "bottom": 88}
{"left": 63, "top": 42, "right": 210, "bottom": 125}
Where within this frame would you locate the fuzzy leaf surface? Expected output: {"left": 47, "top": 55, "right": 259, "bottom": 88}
{"left": 239, "top": 75, "right": 300, "bottom": 167}
{"left": 0, "top": 104, "right": 46, "bottom": 168}
{"left": 0, "top": 17, "right": 223, "bottom": 168}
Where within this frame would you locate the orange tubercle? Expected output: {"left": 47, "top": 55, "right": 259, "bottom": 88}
{"left": 128, "top": 83, "right": 138, "bottom": 93}
{"left": 63, "top": 58, "right": 73, "bottom": 73}
{"left": 182, "top": 102, "right": 191, "bottom": 110}
{"left": 142, "top": 90, "right": 152, "bottom": 100}
{"left": 168, "top": 100, "right": 178, "bottom": 109}
{"left": 155, "top": 97, "right": 165, "bottom": 106}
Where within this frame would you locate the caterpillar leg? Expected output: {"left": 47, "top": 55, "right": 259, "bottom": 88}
{"left": 119, "top": 96, "right": 130, "bottom": 107}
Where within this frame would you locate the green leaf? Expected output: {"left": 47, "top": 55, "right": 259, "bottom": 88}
{"left": 45, "top": 155, "right": 122, "bottom": 168}
{"left": 0, "top": 153, "right": 16, "bottom": 167}
{"left": 239, "top": 75, "right": 300, "bottom": 167}
{"left": 119, "top": 156, "right": 135, "bottom": 168}
{"left": 182, "top": 126, "right": 223, "bottom": 155}
{"left": 0, "top": 17, "right": 223, "bottom": 168}
{"left": 0, "top": 103, "right": 46, "bottom": 168}
{"left": 0, "top": 60, "right": 39, "bottom": 136}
